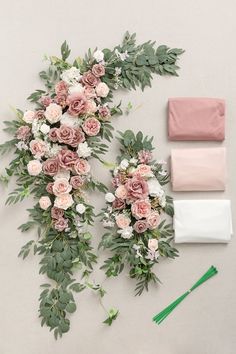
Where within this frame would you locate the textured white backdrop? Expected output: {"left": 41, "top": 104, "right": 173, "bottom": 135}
{"left": 0, "top": 1, "right": 236, "bottom": 353}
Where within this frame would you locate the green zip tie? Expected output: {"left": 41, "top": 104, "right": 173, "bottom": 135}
{"left": 153, "top": 265, "right": 218, "bottom": 325}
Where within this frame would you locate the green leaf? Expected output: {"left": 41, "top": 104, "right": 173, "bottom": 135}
{"left": 65, "top": 302, "right": 76, "bottom": 313}
{"left": 61, "top": 41, "right": 71, "bottom": 61}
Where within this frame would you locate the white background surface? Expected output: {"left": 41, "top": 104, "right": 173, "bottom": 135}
{"left": 0, "top": 1, "right": 236, "bottom": 353}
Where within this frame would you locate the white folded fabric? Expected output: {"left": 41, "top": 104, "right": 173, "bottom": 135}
{"left": 174, "top": 200, "right": 232, "bottom": 243}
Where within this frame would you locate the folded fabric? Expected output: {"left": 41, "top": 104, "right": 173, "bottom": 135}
{"left": 171, "top": 147, "right": 226, "bottom": 191}
{"left": 168, "top": 97, "right": 225, "bottom": 141}
{"left": 174, "top": 200, "right": 232, "bottom": 243}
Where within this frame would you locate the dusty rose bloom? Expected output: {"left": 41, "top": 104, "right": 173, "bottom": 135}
{"left": 16, "top": 126, "right": 31, "bottom": 140}
{"left": 43, "top": 158, "right": 59, "bottom": 176}
{"left": 91, "top": 64, "right": 105, "bottom": 77}
{"left": 134, "top": 164, "right": 152, "bottom": 178}
{"left": 138, "top": 150, "right": 153, "bottom": 164}
{"left": 112, "top": 198, "right": 125, "bottom": 210}
{"left": 34, "top": 110, "right": 45, "bottom": 120}
{"left": 115, "top": 214, "right": 131, "bottom": 229}
{"left": 111, "top": 175, "right": 122, "bottom": 188}
{"left": 73, "top": 158, "right": 90, "bottom": 175}
{"left": 29, "top": 139, "right": 47, "bottom": 158}
{"left": 134, "top": 220, "right": 148, "bottom": 234}
{"left": 57, "top": 149, "right": 78, "bottom": 170}
{"left": 55, "top": 80, "right": 68, "bottom": 96}
{"left": 55, "top": 94, "right": 68, "bottom": 108}
{"left": 46, "top": 182, "right": 54, "bottom": 194}
{"left": 49, "top": 128, "right": 58, "bottom": 142}
{"left": 70, "top": 175, "right": 84, "bottom": 189}
{"left": 125, "top": 176, "right": 148, "bottom": 201}
{"left": 82, "top": 117, "right": 101, "bottom": 136}
{"left": 99, "top": 106, "right": 111, "bottom": 121}
{"left": 52, "top": 178, "right": 72, "bottom": 196}
{"left": 80, "top": 70, "right": 100, "bottom": 87}
{"left": 131, "top": 199, "right": 151, "bottom": 219}
{"left": 70, "top": 128, "right": 85, "bottom": 147}
{"left": 147, "top": 211, "right": 161, "bottom": 230}
{"left": 57, "top": 125, "right": 74, "bottom": 145}
{"left": 67, "top": 93, "right": 88, "bottom": 116}
{"left": 51, "top": 206, "right": 64, "bottom": 219}
{"left": 40, "top": 96, "right": 52, "bottom": 107}
{"left": 84, "top": 86, "right": 96, "bottom": 99}
{"left": 54, "top": 217, "right": 69, "bottom": 232}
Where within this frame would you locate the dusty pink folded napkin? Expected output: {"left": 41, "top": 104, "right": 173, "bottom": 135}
{"left": 171, "top": 147, "right": 226, "bottom": 191}
{"left": 168, "top": 97, "right": 225, "bottom": 141}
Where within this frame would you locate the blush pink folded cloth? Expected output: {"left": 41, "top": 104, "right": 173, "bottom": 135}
{"left": 171, "top": 147, "right": 226, "bottom": 191}
{"left": 168, "top": 97, "right": 225, "bottom": 141}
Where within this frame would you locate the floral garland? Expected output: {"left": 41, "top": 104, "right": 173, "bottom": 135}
{"left": 0, "top": 32, "right": 183, "bottom": 338}
{"left": 100, "top": 130, "right": 178, "bottom": 295}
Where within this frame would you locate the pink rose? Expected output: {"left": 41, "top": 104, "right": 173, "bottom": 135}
{"left": 84, "top": 87, "right": 96, "bottom": 99}
{"left": 40, "top": 96, "right": 52, "bottom": 107}
{"left": 148, "top": 238, "right": 158, "bottom": 252}
{"left": 81, "top": 71, "right": 100, "bottom": 87}
{"left": 46, "top": 182, "right": 54, "bottom": 194}
{"left": 55, "top": 80, "right": 68, "bottom": 96}
{"left": 57, "top": 149, "right": 78, "bottom": 170}
{"left": 30, "top": 139, "right": 47, "bottom": 158}
{"left": 99, "top": 106, "right": 111, "bottom": 121}
{"left": 111, "top": 175, "right": 122, "bottom": 188}
{"left": 54, "top": 217, "right": 69, "bottom": 232}
{"left": 134, "top": 220, "right": 148, "bottom": 234}
{"left": 112, "top": 198, "right": 125, "bottom": 210}
{"left": 27, "top": 160, "right": 42, "bottom": 176}
{"left": 45, "top": 103, "right": 62, "bottom": 124}
{"left": 54, "top": 193, "right": 74, "bottom": 210}
{"left": 70, "top": 175, "right": 84, "bottom": 189}
{"left": 125, "top": 176, "right": 148, "bottom": 201}
{"left": 51, "top": 206, "right": 64, "bottom": 219}
{"left": 138, "top": 150, "right": 153, "bottom": 164}
{"left": 91, "top": 64, "right": 105, "bottom": 77}
{"left": 43, "top": 158, "right": 59, "bottom": 176}
{"left": 48, "top": 128, "right": 58, "bottom": 142}
{"left": 131, "top": 199, "right": 151, "bottom": 219}
{"left": 134, "top": 164, "right": 153, "bottom": 178}
{"left": 82, "top": 117, "right": 101, "bottom": 136}
{"left": 39, "top": 196, "right": 51, "bottom": 210}
{"left": 147, "top": 211, "right": 161, "bottom": 230}
{"left": 57, "top": 125, "right": 74, "bottom": 145}
{"left": 16, "top": 126, "right": 31, "bottom": 140}
{"left": 95, "top": 82, "right": 109, "bottom": 97}
{"left": 67, "top": 93, "right": 88, "bottom": 116}
{"left": 34, "top": 110, "right": 45, "bottom": 120}
{"left": 55, "top": 94, "right": 67, "bottom": 108}
{"left": 74, "top": 158, "right": 90, "bottom": 175}
{"left": 52, "top": 178, "right": 72, "bottom": 196}
{"left": 116, "top": 214, "right": 131, "bottom": 229}
{"left": 115, "top": 185, "right": 128, "bottom": 200}
{"left": 70, "top": 128, "right": 85, "bottom": 147}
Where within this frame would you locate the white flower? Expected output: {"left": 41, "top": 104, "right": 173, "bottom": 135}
{"left": 68, "top": 83, "right": 84, "bottom": 95}
{"left": 115, "top": 49, "right": 129, "bottom": 61}
{"left": 76, "top": 203, "right": 86, "bottom": 214}
{"left": 130, "top": 158, "right": 138, "bottom": 165}
{"left": 15, "top": 141, "right": 28, "bottom": 151}
{"left": 158, "top": 169, "right": 168, "bottom": 176}
{"left": 115, "top": 67, "right": 122, "bottom": 76}
{"left": 95, "top": 82, "right": 109, "bottom": 97}
{"left": 31, "top": 120, "right": 41, "bottom": 137}
{"left": 157, "top": 160, "right": 167, "bottom": 165}
{"left": 54, "top": 169, "right": 70, "bottom": 181}
{"left": 77, "top": 142, "right": 92, "bottom": 158}
{"left": 105, "top": 192, "right": 115, "bottom": 203}
{"left": 113, "top": 167, "right": 119, "bottom": 176}
{"left": 117, "top": 226, "right": 133, "bottom": 239}
{"left": 119, "top": 159, "right": 129, "bottom": 170}
{"left": 48, "top": 143, "right": 61, "bottom": 157}
{"left": 23, "top": 110, "right": 35, "bottom": 124}
{"left": 40, "top": 123, "right": 50, "bottom": 135}
{"left": 61, "top": 67, "right": 81, "bottom": 85}
{"left": 93, "top": 50, "right": 104, "bottom": 62}
{"left": 39, "top": 196, "right": 51, "bottom": 210}
{"left": 159, "top": 193, "right": 166, "bottom": 208}
{"left": 45, "top": 103, "right": 62, "bottom": 124}
{"left": 61, "top": 112, "right": 80, "bottom": 128}
{"left": 103, "top": 220, "right": 115, "bottom": 228}
{"left": 147, "top": 178, "right": 163, "bottom": 197}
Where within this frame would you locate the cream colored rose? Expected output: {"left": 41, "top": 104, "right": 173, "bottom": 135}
{"left": 148, "top": 238, "right": 158, "bottom": 251}
{"left": 52, "top": 178, "right": 72, "bottom": 196}
{"left": 95, "top": 82, "right": 109, "bottom": 97}
{"left": 115, "top": 185, "right": 128, "bottom": 200}
{"left": 45, "top": 103, "right": 62, "bottom": 124}
{"left": 134, "top": 164, "right": 153, "bottom": 178}
{"left": 39, "top": 196, "right": 51, "bottom": 210}
{"left": 27, "top": 160, "right": 42, "bottom": 176}
{"left": 23, "top": 110, "right": 35, "bottom": 124}
{"left": 115, "top": 214, "right": 131, "bottom": 229}
{"left": 54, "top": 193, "right": 74, "bottom": 210}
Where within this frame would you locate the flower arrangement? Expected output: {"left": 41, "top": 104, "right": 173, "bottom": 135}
{"left": 0, "top": 32, "right": 183, "bottom": 337}
{"left": 100, "top": 130, "right": 178, "bottom": 295}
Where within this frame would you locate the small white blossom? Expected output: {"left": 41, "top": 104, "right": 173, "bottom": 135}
{"left": 31, "top": 120, "right": 41, "bottom": 138}
{"left": 115, "top": 67, "right": 122, "bottom": 76}
{"left": 76, "top": 203, "right": 86, "bottom": 214}
{"left": 54, "top": 169, "right": 70, "bottom": 180}
{"left": 93, "top": 49, "right": 104, "bottom": 62}
{"left": 157, "top": 160, "right": 167, "bottom": 165}
{"left": 103, "top": 220, "right": 115, "bottom": 228}
{"left": 129, "top": 158, "right": 138, "bottom": 165}
{"left": 61, "top": 112, "right": 80, "bottom": 128}
{"left": 48, "top": 144, "right": 61, "bottom": 157}
{"left": 61, "top": 67, "right": 81, "bottom": 85}
{"left": 115, "top": 49, "right": 129, "bottom": 61}
{"left": 68, "top": 83, "right": 84, "bottom": 95}
{"left": 105, "top": 192, "right": 115, "bottom": 203}
{"left": 159, "top": 169, "right": 168, "bottom": 176}
{"left": 147, "top": 178, "right": 163, "bottom": 197}
{"left": 113, "top": 167, "right": 119, "bottom": 176}
{"left": 40, "top": 123, "right": 50, "bottom": 135}
{"left": 15, "top": 141, "right": 28, "bottom": 151}
{"left": 77, "top": 142, "right": 92, "bottom": 158}
{"left": 119, "top": 159, "right": 129, "bottom": 170}
{"left": 117, "top": 226, "right": 133, "bottom": 239}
